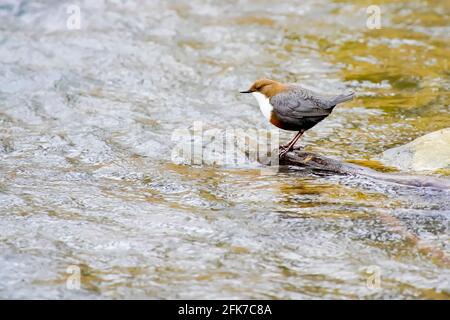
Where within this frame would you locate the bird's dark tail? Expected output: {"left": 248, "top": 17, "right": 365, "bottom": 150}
{"left": 331, "top": 91, "right": 355, "bottom": 105}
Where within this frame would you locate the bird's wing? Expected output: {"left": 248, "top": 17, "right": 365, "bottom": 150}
{"left": 270, "top": 87, "right": 334, "bottom": 118}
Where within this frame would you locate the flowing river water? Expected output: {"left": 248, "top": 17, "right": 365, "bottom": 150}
{"left": 0, "top": 0, "right": 449, "bottom": 299}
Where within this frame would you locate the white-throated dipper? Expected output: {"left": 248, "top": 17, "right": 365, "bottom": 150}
{"left": 240, "top": 79, "right": 354, "bottom": 157}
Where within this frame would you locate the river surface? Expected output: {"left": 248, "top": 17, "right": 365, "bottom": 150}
{"left": 0, "top": 0, "right": 449, "bottom": 299}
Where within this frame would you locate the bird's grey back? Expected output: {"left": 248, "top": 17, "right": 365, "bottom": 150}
{"left": 270, "top": 85, "right": 354, "bottom": 119}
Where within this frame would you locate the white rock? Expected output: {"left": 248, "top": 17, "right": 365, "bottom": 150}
{"left": 381, "top": 128, "right": 450, "bottom": 172}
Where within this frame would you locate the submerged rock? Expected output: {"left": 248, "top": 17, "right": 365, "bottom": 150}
{"left": 170, "top": 125, "right": 279, "bottom": 167}
{"left": 381, "top": 128, "right": 450, "bottom": 172}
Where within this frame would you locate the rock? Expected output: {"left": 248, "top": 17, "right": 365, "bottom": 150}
{"left": 380, "top": 128, "right": 450, "bottom": 172}
{"left": 170, "top": 124, "right": 279, "bottom": 167}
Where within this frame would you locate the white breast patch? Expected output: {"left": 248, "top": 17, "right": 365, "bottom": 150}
{"left": 252, "top": 92, "right": 273, "bottom": 120}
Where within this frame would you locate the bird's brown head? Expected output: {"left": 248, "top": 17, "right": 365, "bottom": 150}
{"left": 240, "top": 79, "right": 287, "bottom": 98}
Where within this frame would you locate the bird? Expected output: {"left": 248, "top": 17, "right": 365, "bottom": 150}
{"left": 240, "top": 79, "right": 354, "bottom": 157}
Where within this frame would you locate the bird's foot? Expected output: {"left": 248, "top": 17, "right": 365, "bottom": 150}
{"left": 278, "top": 146, "right": 291, "bottom": 158}
{"left": 279, "top": 144, "right": 301, "bottom": 158}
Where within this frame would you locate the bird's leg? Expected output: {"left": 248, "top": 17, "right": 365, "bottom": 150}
{"left": 279, "top": 130, "right": 304, "bottom": 158}
{"left": 279, "top": 131, "right": 302, "bottom": 149}
{"left": 284, "top": 132, "right": 303, "bottom": 152}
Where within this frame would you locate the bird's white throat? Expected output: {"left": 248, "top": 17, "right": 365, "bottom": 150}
{"left": 252, "top": 92, "right": 273, "bottom": 120}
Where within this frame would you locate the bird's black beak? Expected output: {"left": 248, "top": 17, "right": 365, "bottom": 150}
{"left": 240, "top": 90, "right": 253, "bottom": 94}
